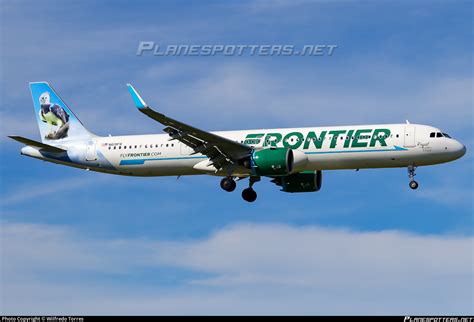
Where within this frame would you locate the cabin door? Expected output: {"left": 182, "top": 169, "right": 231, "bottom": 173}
{"left": 85, "top": 141, "right": 97, "bottom": 161}
{"left": 404, "top": 125, "right": 416, "bottom": 147}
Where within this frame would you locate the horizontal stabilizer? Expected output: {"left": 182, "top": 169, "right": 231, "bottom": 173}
{"left": 8, "top": 136, "right": 66, "bottom": 153}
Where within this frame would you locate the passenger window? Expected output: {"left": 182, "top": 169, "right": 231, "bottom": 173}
{"left": 396, "top": 134, "right": 399, "bottom": 138}
{"left": 430, "top": 132, "right": 435, "bottom": 138}
{"left": 166, "top": 144, "right": 169, "bottom": 147}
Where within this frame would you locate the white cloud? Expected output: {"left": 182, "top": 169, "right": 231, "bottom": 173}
{"left": 0, "top": 176, "right": 110, "bottom": 206}
{"left": 1, "top": 1, "right": 471, "bottom": 140}
{"left": 1, "top": 2, "right": 472, "bottom": 315}
{"left": 3, "top": 62, "right": 471, "bottom": 143}
{"left": 1, "top": 222, "right": 472, "bottom": 314}
{"left": 416, "top": 186, "right": 473, "bottom": 205}
{"left": 138, "top": 61, "right": 473, "bottom": 133}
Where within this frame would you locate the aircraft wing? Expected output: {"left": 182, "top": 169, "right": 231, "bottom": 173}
{"left": 8, "top": 136, "right": 66, "bottom": 153}
{"left": 127, "top": 84, "right": 252, "bottom": 171}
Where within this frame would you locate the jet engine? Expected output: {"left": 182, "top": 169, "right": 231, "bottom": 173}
{"left": 249, "top": 148, "right": 308, "bottom": 176}
{"left": 272, "top": 170, "right": 323, "bottom": 193}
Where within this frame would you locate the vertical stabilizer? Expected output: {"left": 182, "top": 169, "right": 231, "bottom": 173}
{"left": 30, "top": 82, "right": 94, "bottom": 143}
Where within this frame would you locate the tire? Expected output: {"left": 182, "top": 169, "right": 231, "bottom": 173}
{"left": 242, "top": 188, "right": 257, "bottom": 202}
{"left": 409, "top": 180, "right": 419, "bottom": 190}
{"left": 220, "top": 177, "right": 236, "bottom": 192}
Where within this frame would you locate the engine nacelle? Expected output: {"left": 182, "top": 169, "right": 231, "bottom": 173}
{"left": 279, "top": 170, "right": 322, "bottom": 193}
{"left": 292, "top": 150, "right": 309, "bottom": 172}
{"left": 251, "top": 147, "right": 293, "bottom": 176}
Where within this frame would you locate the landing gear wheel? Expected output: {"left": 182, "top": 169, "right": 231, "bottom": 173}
{"left": 409, "top": 180, "right": 419, "bottom": 190}
{"left": 242, "top": 188, "right": 257, "bottom": 202}
{"left": 220, "top": 177, "right": 236, "bottom": 192}
{"left": 407, "top": 166, "right": 419, "bottom": 190}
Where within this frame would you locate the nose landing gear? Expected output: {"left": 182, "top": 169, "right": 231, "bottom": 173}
{"left": 408, "top": 165, "right": 419, "bottom": 190}
{"left": 409, "top": 180, "right": 419, "bottom": 189}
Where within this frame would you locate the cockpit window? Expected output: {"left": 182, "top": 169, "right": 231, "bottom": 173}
{"left": 430, "top": 132, "right": 450, "bottom": 138}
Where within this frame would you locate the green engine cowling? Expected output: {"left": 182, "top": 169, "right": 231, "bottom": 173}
{"left": 251, "top": 147, "right": 294, "bottom": 176}
{"left": 280, "top": 170, "right": 322, "bottom": 193}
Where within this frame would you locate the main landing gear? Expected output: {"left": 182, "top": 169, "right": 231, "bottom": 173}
{"left": 242, "top": 176, "right": 259, "bottom": 203}
{"left": 220, "top": 177, "right": 236, "bottom": 192}
{"left": 408, "top": 165, "right": 419, "bottom": 190}
{"left": 242, "top": 187, "right": 257, "bottom": 203}
{"left": 219, "top": 176, "right": 259, "bottom": 202}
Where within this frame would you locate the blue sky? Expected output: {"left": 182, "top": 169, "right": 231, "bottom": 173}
{"left": 0, "top": 0, "right": 473, "bottom": 315}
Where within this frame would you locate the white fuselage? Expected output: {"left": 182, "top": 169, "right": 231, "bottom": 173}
{"left": 21, "top": 123, "right": 466, "bottom": 177}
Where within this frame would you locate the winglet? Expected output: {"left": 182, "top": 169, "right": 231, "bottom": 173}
{"left": 126, "top": 84, "right": 148, "bottom": 109}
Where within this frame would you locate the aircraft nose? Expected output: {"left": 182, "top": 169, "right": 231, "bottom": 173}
{"left": 453, "top": 140, "right": 466, "bottom": 158}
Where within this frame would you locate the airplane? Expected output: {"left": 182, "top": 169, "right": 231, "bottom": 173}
{"left": 9, "top": 82, "right": 466, "bottom": 202}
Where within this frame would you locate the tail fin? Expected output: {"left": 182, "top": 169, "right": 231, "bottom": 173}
{"left": 30, "top": 82, "right": 94, "bottom": 143}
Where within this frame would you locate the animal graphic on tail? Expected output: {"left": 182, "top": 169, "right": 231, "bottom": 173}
{"left": 38, "top": 91, "right": 70, "bottom": 140}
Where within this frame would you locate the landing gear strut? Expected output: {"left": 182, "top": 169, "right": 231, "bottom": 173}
{"left": 220, "top": 177, "right": 236, "bottom": 192}
{"left": 242, "top": 176, "right": 260, "bottom": 202}
{"left": 408, "top": 165, "right": 419, "bottom": 190}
